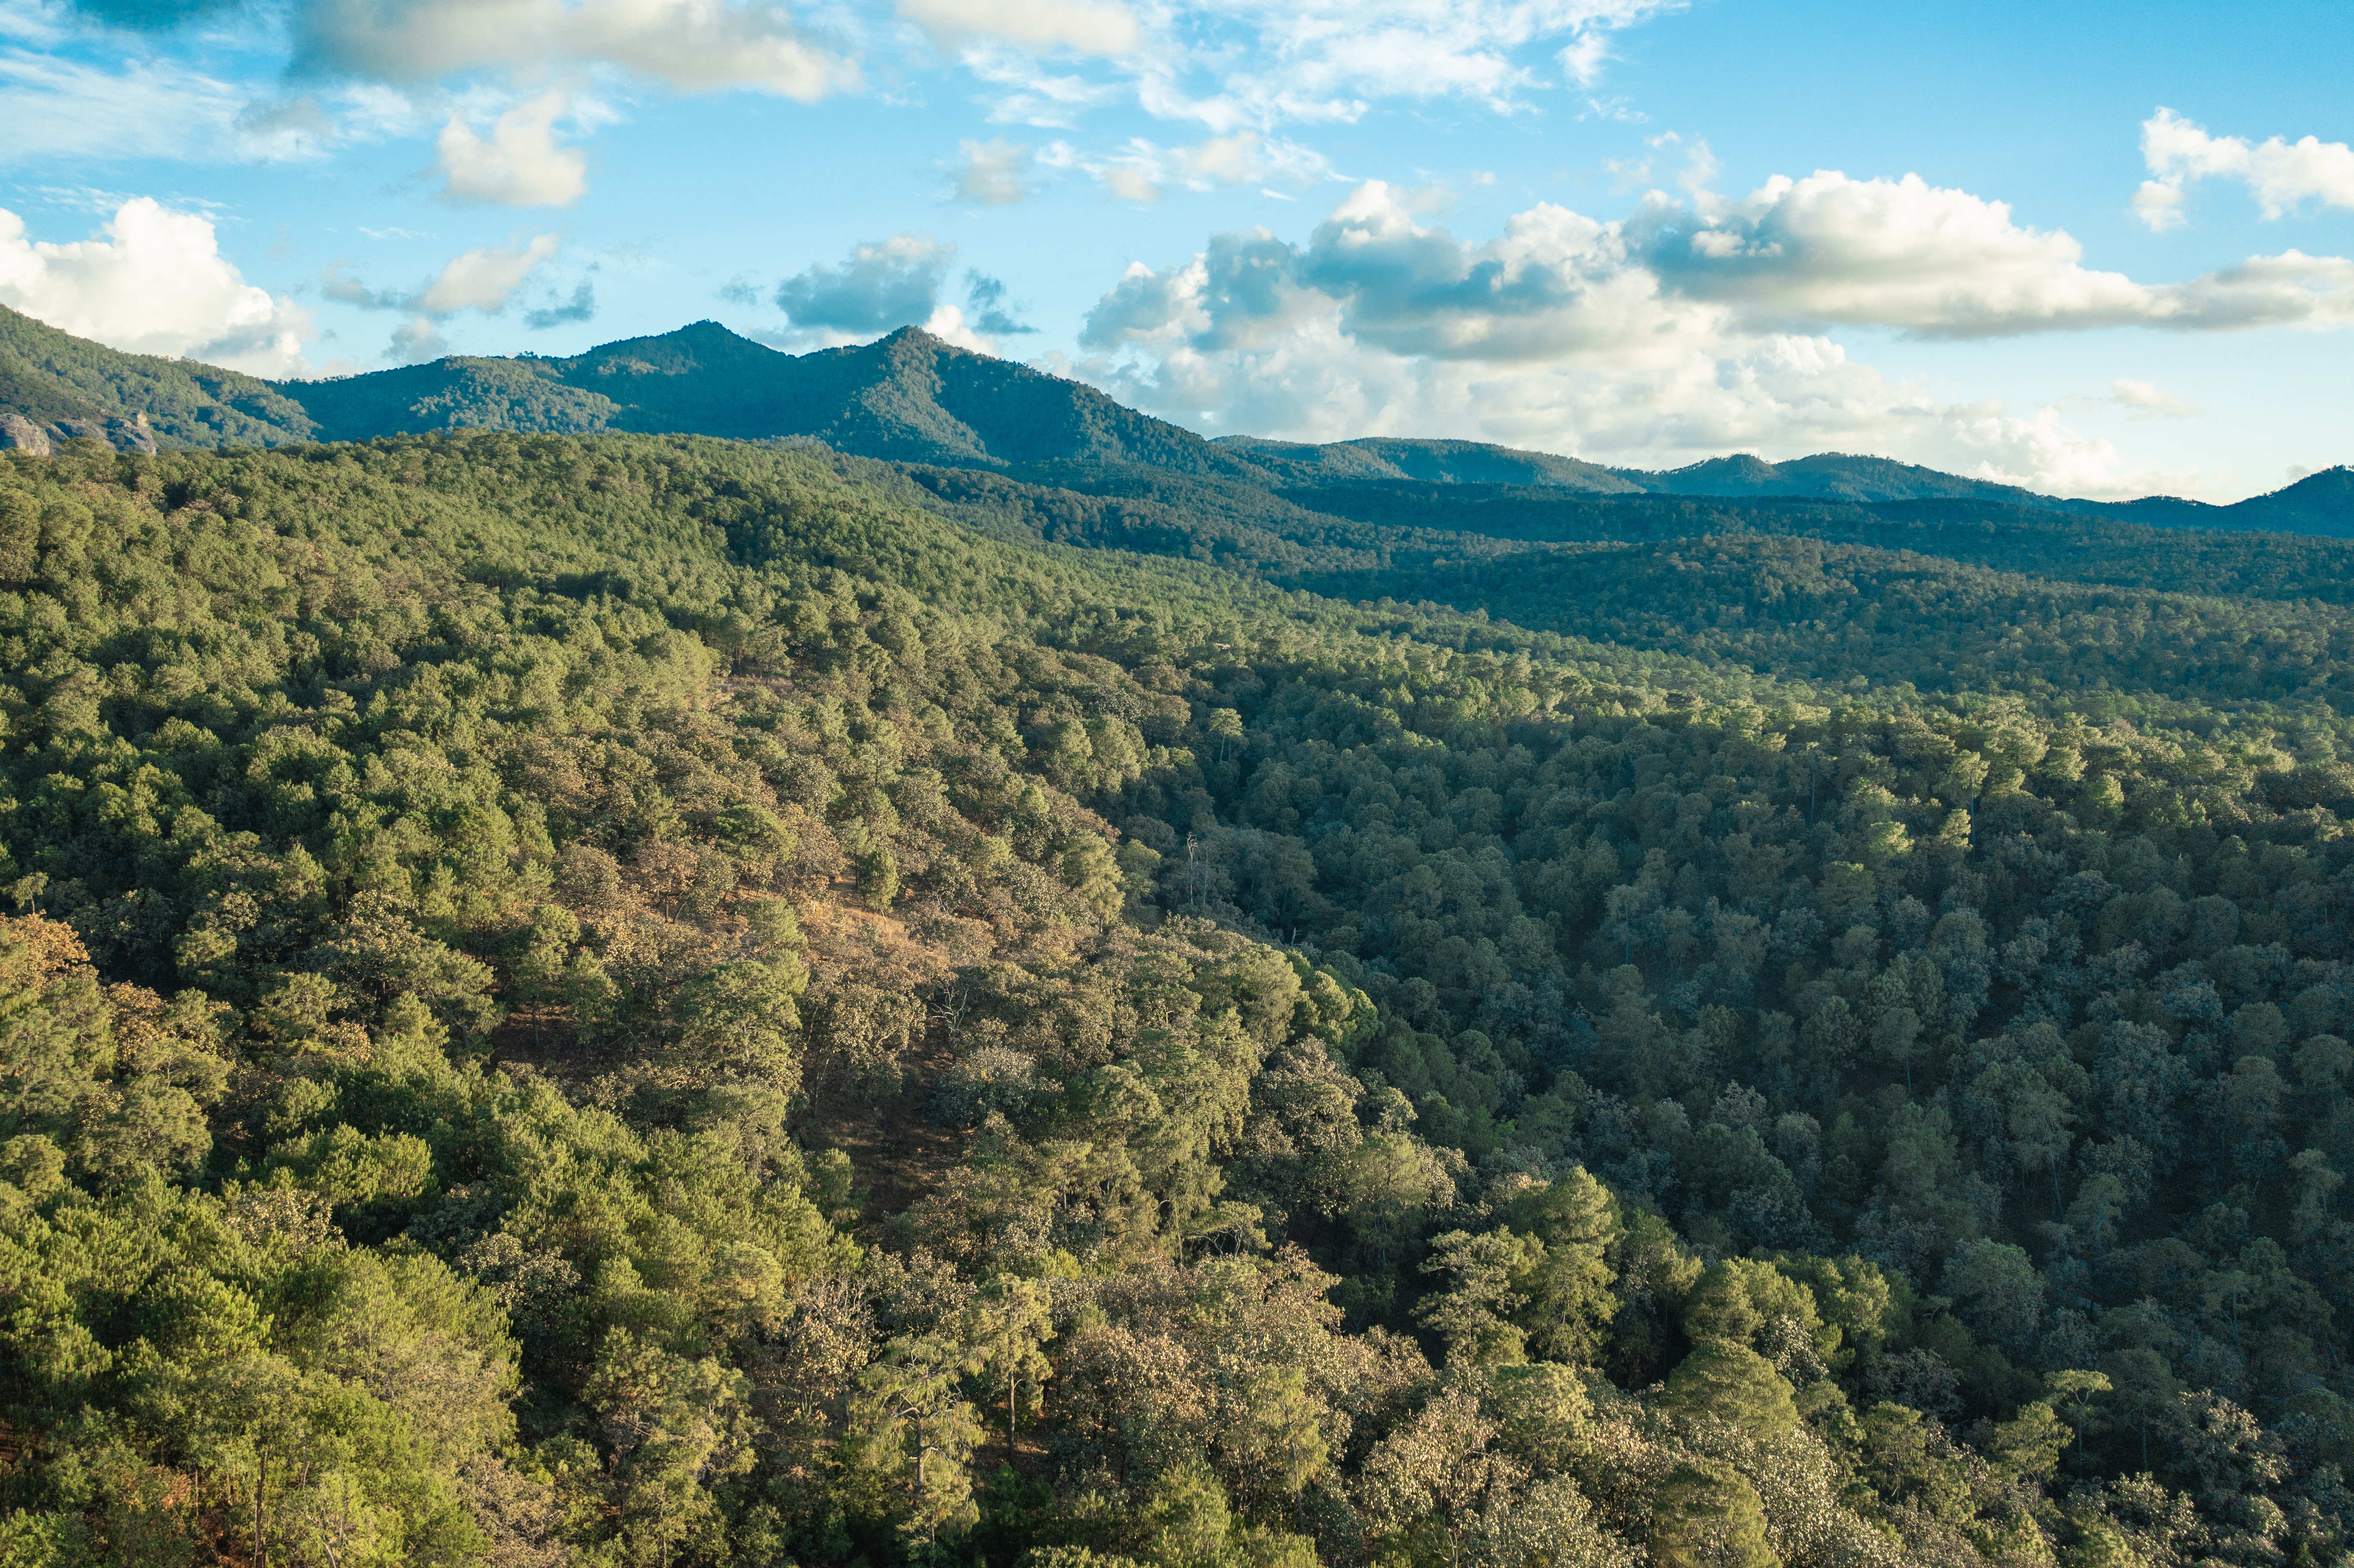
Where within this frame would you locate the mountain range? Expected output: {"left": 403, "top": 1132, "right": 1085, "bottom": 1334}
{"left": 2, "top": 302, "right": 2346, "bottom": 533}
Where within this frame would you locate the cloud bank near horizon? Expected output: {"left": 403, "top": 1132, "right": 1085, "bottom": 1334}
{"left": 1065, "top": 172, "right": 2354, "bottom": 497}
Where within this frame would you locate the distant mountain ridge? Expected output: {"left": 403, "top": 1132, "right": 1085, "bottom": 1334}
{"left": 1, "top": 304, "right": 2345, "bottom": 532}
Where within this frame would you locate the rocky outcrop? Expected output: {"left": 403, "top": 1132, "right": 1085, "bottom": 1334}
{"left": 25, "top": 415, "right": 161, "bottom": 455}
{"left": 0, "top": 411, "right": 52, "bottom": 456}
{"left": 110, "top": 414, "right": 159, "bottom": 455}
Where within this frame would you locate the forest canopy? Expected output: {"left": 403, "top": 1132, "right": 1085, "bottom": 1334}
{"left": 0, "top": 429, "right": 2348, "bottom": 1568}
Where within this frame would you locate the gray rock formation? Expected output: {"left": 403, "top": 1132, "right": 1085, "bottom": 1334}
{"left": 0, "top": 411, "right": 51, "bottom": 456}
{"left": 41, "top": 417, "right": 159, "bottom": 454}
{"left": 108, "top": 414, "right": 159, "bottom": 455}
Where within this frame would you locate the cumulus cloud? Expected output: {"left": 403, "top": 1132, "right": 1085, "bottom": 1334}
{"left": 2131, "top": 177, "right": 2186, "bottom": 233}
{"left": 1642, "top": 170, "right": 2354, "bottom": 337}
{"left": 2111, "top": 377, "right": 2200, "bottom": 418}
{"left": 325, "top": 233, "right": 566, "bottom": 361}
{"left": 293, "top": 0, "right": 857, "bottom": 99}
{"left": 1640, "top": 171, "right": 2154, "bottom": 337}
{"left": 776, "top": 233, "right": 955, "bottom": 334}
{"left": 2136, "top": 107, "right": 2354, "bottom": 230}
{"left": 437, "top": 90, "right": 588, "bottom": 206}
{"left": 417, "top": 233, "right": 563, "bottom": 313}
{"left": 0, "top": 197, "right": 311, "bottom": 375}
{"left": 1130, "top": 166, "right": 2354, "bottom": 366}
{"left": 953, "top": 137, "right": 1034, "bottom": 205}
{"left": 1074, "top": 177, "right": 2354, "bottom": 495}
{"left": 1090, "top": 172, "right": 2317, "bottom": 365}
{"left": 899, "top": 0, "right": 1140, "bottom": 56}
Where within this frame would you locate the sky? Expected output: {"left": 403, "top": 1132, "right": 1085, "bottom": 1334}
{"left": 1, "top": 0, "right": 2350, "bottom": 500}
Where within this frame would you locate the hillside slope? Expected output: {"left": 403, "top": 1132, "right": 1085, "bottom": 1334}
{"left": 0, "top": 302, "right": 316, "bottom": 451}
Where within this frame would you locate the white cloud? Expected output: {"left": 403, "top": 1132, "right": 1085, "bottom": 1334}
{"left": 1073, "top": 178, "right": 2354, "bottom": 496}
{"left": 0, "top": 40, "right": 448, "bottom": 167}
{"left": 324, "top": 232, "right": 570, "bottom": 359}
{"left": 899, "top": 0, "right": 1140, "bottom": 56}
{"left": 953, "top": 136, "right": 1034, "bottom": 204}
{"left": 16, "top": 0, "right": 1685, "bottom": 199}
{"left": 1103, "top": 163, "right": 1160, "bottom": 202}
{"left": 2131, "top": 177, "right": 2186, "bottom": 232}
{"left": 1644, "top": 170, "right": 2354, "bottom": 337}
{"left": 2111, "top": 377, "right": 2201, "bottom": 418}
{"left": 1556, "top": 30, "right": 1610, "bottom": 88}
{"left": 1182, "top": 131, "right": 1260, "bottom": 184}
{"left": 294, "top": 0, "right": 857, "bottom": 99}
{"left": 916, "top": 302, "right": 996, "bottom": 352}
{"left": 947, "top": 0, "right": 1685, "bottom": 144}
{"left": 0, "top": 2, "right": 69, "bottom": 46}
{"left": 2136, "top": 107, "right": 2354, "bottom": 229}
{"left": 1557, "top": 0, "right": 1685, "bottom": 86}
{"left": 0, "top": 50, "right": 245, "bottom": 164}
{"left": 1644, "top": 171, "right": 2155, "bottom": 336}
{"left": 0, "top": 197, "right": 311, "bottom": 375}
{"left": 964, "top": 46, "right": 1126, "bottom": 126}
{"left": 417, "top": 233, "right": 563, "bottom": 312}
{"left": 437, "top": 90, "right": 588, "bottom": 206}
{"left": 1199, "top": 0, "right": 1685, "bottom": 122}
{"left": 1071, "top": 129, "right": 1330, "bottom": 202}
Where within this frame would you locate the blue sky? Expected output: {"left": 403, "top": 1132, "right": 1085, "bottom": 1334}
{"left": 2, "top": 0, "right": 2349, "bottom": 498}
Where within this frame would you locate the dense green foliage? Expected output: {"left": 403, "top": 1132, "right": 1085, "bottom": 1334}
{"left": 0, "top": 427, "right": 2350, "bottom": 1568}
{"left": 898, "top": 460, "right": 2354, "bottom": 737}
{"left": 1274, "top": 483, "right": 2354, "bottom": 583}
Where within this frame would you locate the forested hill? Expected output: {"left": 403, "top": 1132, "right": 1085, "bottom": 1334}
{"left": 3, "top": 426, "right": 2354, "bottom": 1568}
{"left": 9, "top": 305, "right": 2348, "bottom": 532}
{"left": 0, "top": 304, "right": 318, "bottom": 454}
{"left": 283, "top": 321, "right": 1248, "bottom": 473}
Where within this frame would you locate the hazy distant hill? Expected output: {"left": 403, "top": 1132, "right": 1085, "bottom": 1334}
{"left": 1213, "top": 434, "right": 1644, "bottom": 491}
{"left": 2114, "top": 466, "right": 2354, "bottom": 535}
{"left": 1209, "top": 439, "right": 2058, "bottom": 505}
{"left": 2, "top": 307, "right": 2345, "bottom": 532}
{"left": 1622, "top": 451, "right": 2061, "bottom": 506}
